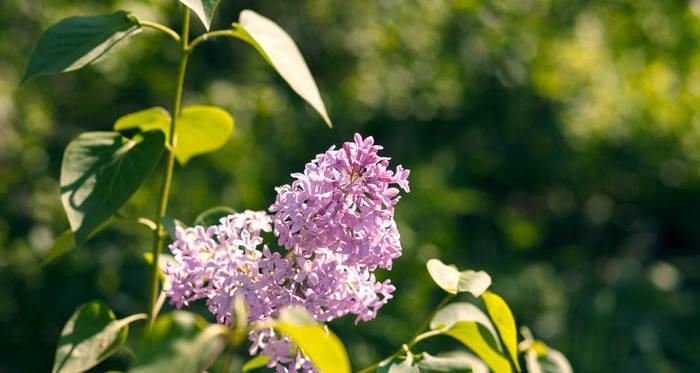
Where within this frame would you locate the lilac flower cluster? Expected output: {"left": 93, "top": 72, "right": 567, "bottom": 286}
{"left": 164, "top": 134, "right": 409, "bottom": 372}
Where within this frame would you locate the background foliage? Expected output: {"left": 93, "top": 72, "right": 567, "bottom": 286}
{"left": 1, "top": 0, "right": 699, "bottom": 372}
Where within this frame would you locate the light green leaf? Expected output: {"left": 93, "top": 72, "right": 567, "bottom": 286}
{"left": 430, "top": 302, "right": 500, "bottom": 348}
{"left": 114, "top": 106, "right": 234, "bottom": 164}
{"left": 417, "top": 351, "right": 488, "bottom": 373}
{"left": 444, "top": 322, "right": 512, "bottom": 373}
{"left": 180, "top": 0, "right": 221, "bottom": 31}
{"left": 22, "top": 11, "right": 141, "bottom": 82}
{"left": 131, "top": 311, "right": 227, "bottom": 373}
{"left": 193, "top": 206, "right": 237, "bottom": 227}
{"left": 426, "top": 259, "right": 491, "bottom": 296}
{"left": 242, "top": 355, "right": 270, "bottom": 372}
{"left": 234, "top": 10, "right": 332, "bottom": 128}
{"left": 482, "top": 291, "right": 521, "bottom": 371}
{"left": 60, "top": 131, "right": 164, "bottom": 245}
{"left": 275, "top": 306, "right": 351, "bottom": 373}
{"left": 524, "top": 342, "right": 572, "bottom": 373}
{"left": 52, "top": 301, "right": 146, "bottom": 373}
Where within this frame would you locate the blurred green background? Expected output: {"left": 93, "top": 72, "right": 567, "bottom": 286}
{"left": 2, "top": 0, "right": 700, "bottom": 372}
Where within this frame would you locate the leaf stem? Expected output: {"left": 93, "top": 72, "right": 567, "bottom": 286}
{"left": 188, "top": 30, "right": 241, "bottom": 53}
{"left": 355, "top": 293, "right": 455, "bottom": 373}
{"left": 140, "top": 20, "right": 181, "bottom": 42}
{"left": 147, "top": 7, "right": 191, "bottom": 329}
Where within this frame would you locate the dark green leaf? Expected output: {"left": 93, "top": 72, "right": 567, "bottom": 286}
{"left": 417, "top": 351, "right": 488, "bottom": 373}
{"left": 242, "top": 355, "right": 270, "bottom": 372}
{"left": 180, "top": 0, "right": 221, "bottom": 30}
{"left": 234, "top": 10, "right": 332, "bottom": 127}
{"left": 275, "top": 306, "right": 351, "bottom": 373}
{"left": 60, "top": 131, "right": 164, "bottom": 245}
{"left": 114, "top": 106, "right": 234, "bottom": 164}
{"left": 52, "top": 301, "right": 145, "bottom": 373}
{"left": 131, "top": 311, "right": 227, "bottom": 373}
{"left": 482, "top": 291, "right": 521, "bottom": 371}
{"left": 22, "top": 11, "right": 141, "bottom": 82}
{"left": 194, "top": 206, "right": 237, "bottom": 227}
{"left": 426, "top": 259, "right": 491, "bottom": 296}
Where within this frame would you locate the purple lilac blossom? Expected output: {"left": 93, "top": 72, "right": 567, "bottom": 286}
{"left": 164, "top": 134, "right": 409, "bottom": 372}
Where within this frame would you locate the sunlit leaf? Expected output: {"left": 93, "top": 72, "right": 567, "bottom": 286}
{"left": 60, "top": 131, "right": 164, "bottom": 245}
{"left": 52, "top": 301, "right": 145, "bottom": 373}
{"left": 275, "top": 306, "right": 351, "bottom": 373}
{"left": 430, "top": 302, "right": 500, "bottom": 348}
{"left": 114, "top": 106, "right": 234, "bottom": 164}
{"left": 444, "top": 322, "right": 512, "bottom": 373}
{"left": 22, "top": 11, "right": 141, "bottom": 82}
{"left": 426, "top": 259, "right": 491, "bottom": 296}
{"left": 193, "top": 206, "right": 237, "bottom": 227}
{"left": 179, "top": 0, "right": 221, "bottom": 31}
{"left": 234, "top": 10, "right": 332, "bottom": 128}
{"left": 131, "top": 311, "right": 227, "bottom": 373}
{"left": 482, "top": 291, "right": 521, "bottom": 371}
{"left": 242, "top": 355, "right": 270, "bottom": 372}
{"left": 417, "top": 351, "right": 488, "bottom": 373}
{"left": 524, "top": 342, "right": 572, "bottom": 373}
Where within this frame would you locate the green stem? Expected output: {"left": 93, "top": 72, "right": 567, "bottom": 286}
{"left": 188, "top": 30, "right": 241, "bottom": 52}
{"left": 140, "top": 20, "right": 181, "bottom": 42}
{"left": 147, "top": 7, "right": 191, "bottom": 329}
{"left": 355, "top": 293, "right": 455, "bottom": 373}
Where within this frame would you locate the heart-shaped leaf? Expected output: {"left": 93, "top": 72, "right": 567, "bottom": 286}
{"left": 234, "top": 10, "right": 332, "bottom": 128}
{"left": 482, "top": 291, "right": 521, "bottom": 371}
{"left": 179, "top": 0, "right": 221, "bottom": 31}
{"left": 52, "top": 301, "right": 145, "bottom": 373}
{"left": 417, "top": 351, "right": 488, "bottom": 373}
{"left": 114, "top": 106, "right": 234, "bottom": 164}
{"left": 60, "top": 131, "right": 164, "bottom": 245}
{"left": 193, "top": 206, "right": 237, "bottom": 227}
{"left": 275, "top": 306, "right": 351, "bottom": 373}
{"left": 131, "top": 311, "right": 227, "bottom": 373}
{"left": 22, "top": 11, "right": 141, "bottom": 82}
{"left": 426, "top": 259, "right": 492, "bottom": 296}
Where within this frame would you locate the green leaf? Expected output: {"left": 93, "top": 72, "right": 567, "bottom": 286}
{"left": 430, "top": 302, "right": 500, "bottom": 347}
{"left": 234, "top": 10, "right": 332, "bottom": 128}
{"left": 131, "top": 311, "right": 227, "bottom": 373}
{"left": 180, "top": 0, "right": 221, "bottom": 31}
{"left": 482, "top": 291, "right": 521, "bottom": 371}
{"left": 275, "top": 306, "right": 351, "bottom": 373}
{"left": 43, "top": 230, "right": 75, "bottom": 265}
{"left": 22, "top": 11, "right": 141, "bottom": 83}
{"left": 52, "top": 301, "right": 146, "bottom": 373}
{"left": 426, "top": 259, "right": 491, "bottom": 296}
{"left": 417, "top": 351, "right": 488, "bottom": 373}
{"left": 444, "top": 322, "right": 512, "bottom": 373}
{"left": 193, "top": 206, "right": 237, "bottom": 227}
{"left": 114, "top": 106, "right": 234, "bottom": 164}
{"left": 524, "top": 344, "right": 572, "bottom": 373}
{"left": 242, "top": 355, "right": 270, "bottom": 372}
{"left": 60, "top": 131, "right": 165, "bottom": 245}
